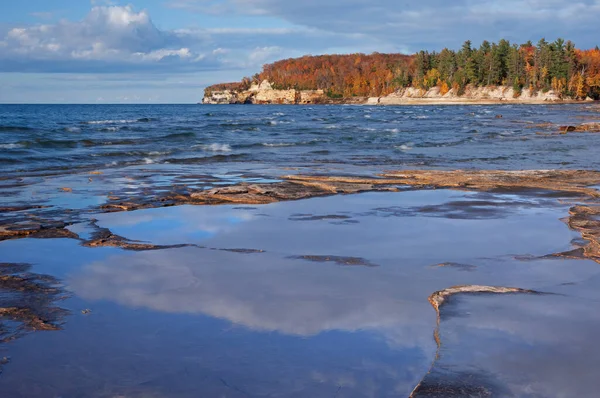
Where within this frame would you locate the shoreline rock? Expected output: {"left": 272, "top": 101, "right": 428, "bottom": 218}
{"left": 203, "top": 82, "right": 595, "bottom": 105}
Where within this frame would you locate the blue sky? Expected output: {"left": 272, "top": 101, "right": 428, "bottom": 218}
{"left": 1, "top": 0, "right": 600, "bottom": 103}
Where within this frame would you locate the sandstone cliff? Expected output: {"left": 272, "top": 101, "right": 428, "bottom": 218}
{"left": 203, "top": 80, "right": 327, "bottom": 105}
{"left": 368, "top": 85, "right": 594, "bottom": 105}
{"left": 203, "top": 82, "right": 593, "bottom": 105}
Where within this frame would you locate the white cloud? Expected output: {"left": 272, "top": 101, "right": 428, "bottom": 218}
{"left": 0, "top": 4, "right": 379, "bottom": 74}
{"left": 133, "top": 47, "right": 192, "bottom": 61}
{"left": 0, "top": 5, "right": 211, "bottom": 71}
{"left": 247, "top": 46, "right": 282, "bottom": 65}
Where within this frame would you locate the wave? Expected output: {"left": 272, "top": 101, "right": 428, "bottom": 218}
{"left": 80, "top": 139, "right": 138, "bottom": 147}
{"left": 0, "top": 143, "right": 25, "bottom": 149}
{"left": 164, "top": 153, "right": 247, "bottom": 164}
{"left": 395, "top": 143, "right": 414, "bottom": 151}
{"left": 234, "top": 139, "right": 324, "bottom": 149}
{"left": 0, "top": 126, "right": 32, "bottom": 132}
{"left": 90, "top": 149, "right": 173, "bottom": 157}
{"left": 17, "top": 139, "right": 79, "bottom": 149}
{"left": 84, "top": 118, "right": 157, "bottom": 125}
{"left": 197, "top": 143, "right": 232, "bottom": 152}
{"left": 15, "top": 138, "right": 144, "bottom": 149}
{"left": 0, "top": 157, "right": 24, "bottom": 164}
{"left": 262, "top": 143, "right": 296, "bottom": 147}
{"left": 84, "top": 119, "right": 139, "bottom": 125}
{"left": 162, "top": 132, "right": 196, "bottom": 140}
{"left": 64, "top": 127, "right": 81, "bottom": 133}
{"left": 415, "top": 137, "right": 474, "bottom": 148}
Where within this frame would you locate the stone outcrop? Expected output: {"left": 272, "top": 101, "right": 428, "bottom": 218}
{"left": 203, "top": 80, "right": 326, "bottom": 105}
{"left": 370, "top": 85, "right": 573, "bottom": 105}
{"left": 204, "top": 81, "right": 594, "bottom": 105}
{"left": 559, "top": 122, "right": 600, "bottom": 133}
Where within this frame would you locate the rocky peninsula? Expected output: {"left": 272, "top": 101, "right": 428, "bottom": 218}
{"left": 203, "top": 38, "right": 600, "bottom": 105}
{"left": 203, "top": 80, "right": 589, "bottom": 105}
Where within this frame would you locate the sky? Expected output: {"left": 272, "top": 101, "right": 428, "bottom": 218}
{"left": 1, "top": 0, "right": 599, "bottom": 103}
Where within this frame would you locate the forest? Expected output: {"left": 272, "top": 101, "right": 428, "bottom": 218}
{"left": 206, "top": 39, "right": 600, "bottom": 100}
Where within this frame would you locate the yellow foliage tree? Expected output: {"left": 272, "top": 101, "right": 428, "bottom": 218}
{"left": 423, "top": 68, "right": 441, "bottom": 89}
{"left": 439, "top": 80, "right": 450, "bottom": 95}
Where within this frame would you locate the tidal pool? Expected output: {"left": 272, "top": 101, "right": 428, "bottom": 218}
{"left": 0, "top": 190, "right": 598, "bottom": 397}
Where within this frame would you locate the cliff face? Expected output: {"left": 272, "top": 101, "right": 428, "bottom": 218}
{"left": 203, "top": 82, "right": 592, "bottom": 105}
{"left": 368, "top": 86, "right": 587, "bottom": 105}
{"left": 203, "top": 80, "right": 327, "bottom": 105}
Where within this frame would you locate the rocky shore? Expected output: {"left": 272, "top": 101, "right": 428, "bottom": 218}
{"left": 202, "top": 80, "right": 331, "bottom": 105}
{"left": 203, "top": 80, "right": 594, "bottom": 105}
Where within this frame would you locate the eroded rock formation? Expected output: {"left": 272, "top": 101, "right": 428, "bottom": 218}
{"left": 203, "top": 80, "right": 327, "bottom": 105}
{"left": 203, "top": 81, "right": 587, "bottom": 105}
{"left": 371, "top": 85, "right": 571, "bottom": 105}
{"left": 410, "top": 285, "right": 542, "bottom": 397}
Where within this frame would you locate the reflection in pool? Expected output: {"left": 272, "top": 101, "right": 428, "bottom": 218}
{"left": 0, "top": 191, "right": 599, "bottom": 397}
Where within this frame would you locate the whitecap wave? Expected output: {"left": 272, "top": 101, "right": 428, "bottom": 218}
{"left": 395, "top": 143, "right": 414, "bottom": 151}
{"left": 0, "top": 143, "right": 24, "bottom": 149}
{"left": 262, "top": 143, "right": 295, "bottom": 147}
{"left": 199, "top": 143, "right": 232, "bottom": 152}
{"left": 86, "top": 119, "right": 138, "bottom": 125}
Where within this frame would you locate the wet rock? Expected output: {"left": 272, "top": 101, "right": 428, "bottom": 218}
{"left": 0, "top": 221, "right": 79, "bottom": 242}
{"left": 559, "top": 122, "right": 600, "bottom": 133}
{"left": 378, "top": 169, "right": 600, "bottom": 198}
{"left": 0, "top": 263, "right": 69, "bottom": 343}
{"left": 218, "top": 248, "right": 265, "bottom": 254}
{"left": 82, "top": 226, "right": 193, "bottom": 251}
{"left": 289, "top": 255, "right": 378, "bottom": 267}
{"left": 431, "top": 262, "right": 477, "bottom": 272}
{"left": 410, "top": 285, "right": 543, "bottom": 397}
{"left": 3, "top": 170, "right": 600, "bottom": 258}
{"left": 560, "top": 125, "right": 577, "bottom": 133}
{"left": 428, "top": 285, "right": 539, "bottom": 312}
{"left": 0, "top": 205, "right": 47, "bottom": 212}
{"left": 411, "top": 370, "right": 504, "bottom": 397}
{"left": 556, "top": 205, "right": 600, "bottom": 263}
{"left": 288, "top": 214, "right": 352, "bottom": 221}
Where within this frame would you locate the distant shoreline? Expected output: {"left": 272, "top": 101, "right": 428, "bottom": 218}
{"left": 203, "top": 82, "right": 597, "bottom": 106}
{"left": 364, "top": 98, "right": 589, "bottom": 106}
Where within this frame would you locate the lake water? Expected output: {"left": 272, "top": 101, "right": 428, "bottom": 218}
{"left": 1, "top": 104, "right": 600, "bottom": 397}
{"left": 2, "top": 104, "right": 600, "bottom": 178}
